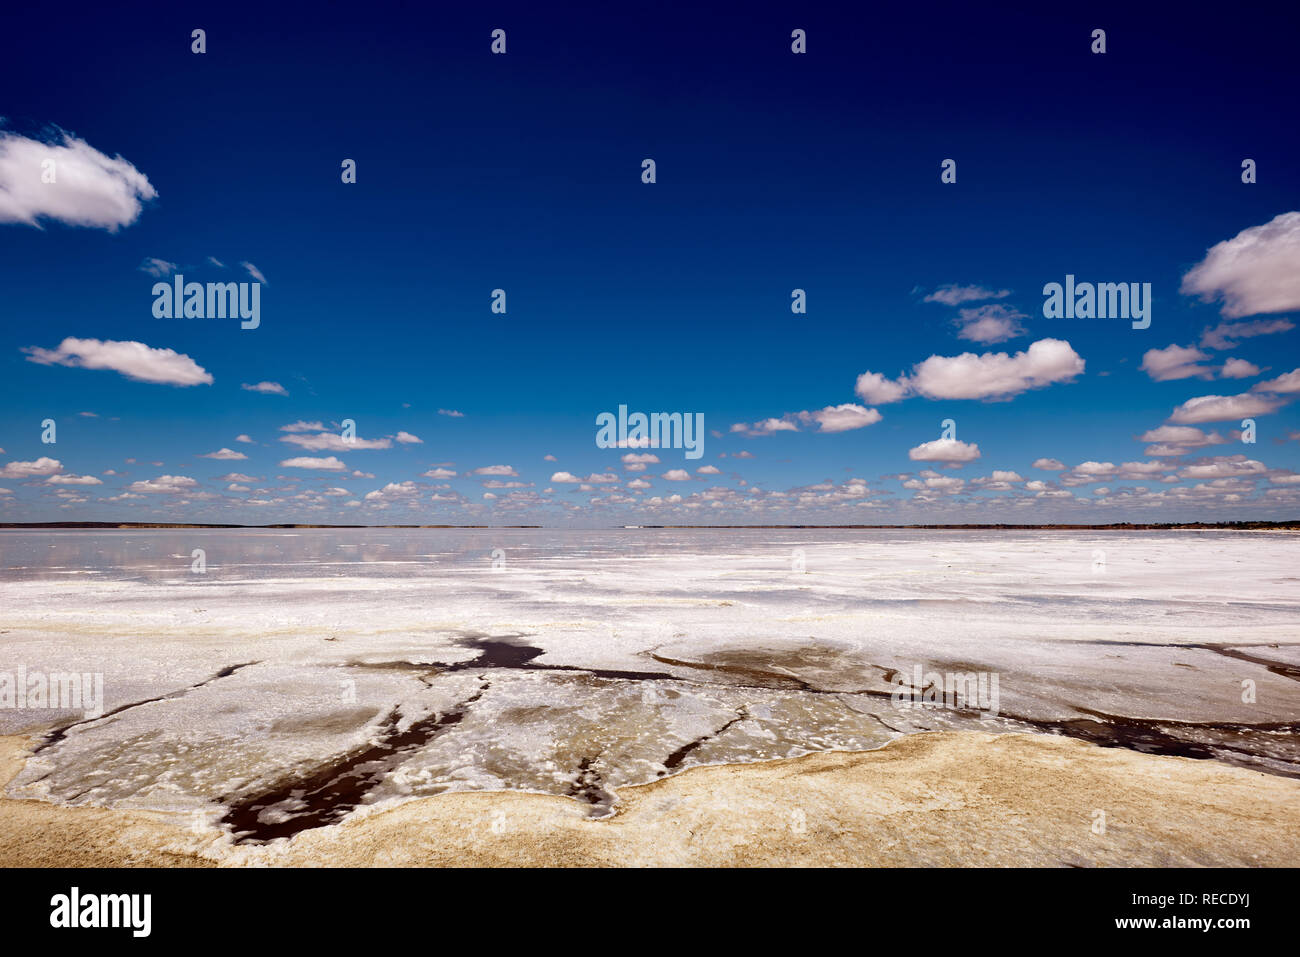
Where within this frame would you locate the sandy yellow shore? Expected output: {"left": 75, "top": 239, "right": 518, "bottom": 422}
{"left": 2, "top": 731, "right": 1298, "bottom": 867}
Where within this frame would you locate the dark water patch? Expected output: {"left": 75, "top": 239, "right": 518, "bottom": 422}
{"left": 1018, "top": 706, "right": 1300, "bottom": 779}
{"left": 1201, "top": 645, "right": 1300, "bottom": 682}
{"left": 220, "top": 682, "right": 488, "bottom": 844}
{"left": 33, "top": 661, "right": 259, "bottom": 754}
{"left": 355, "top": 634, "right": 676, "bottom": 683}
{"left": 660, "top": 708, "right": 749, "bottom": 774}
{"left": 567, "top": 756, "right": 615, "bottom": 815}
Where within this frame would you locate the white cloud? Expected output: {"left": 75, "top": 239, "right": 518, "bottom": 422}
{"left": 126, "top": 474, "right": 198, "bottom": 494}
{"left": 1168, "top": 392, "right": 1287, "bottom": 424}
{"left": 697, "top": 465, "right": 722, "bottom": 475}
{"left": 1181, "top": 212, "right": 1300, "bottom": 318}
{"left": 854, "top": 371, "right": 910, "bottom": 405}
{"left": 46, "top": 473, "right": 101, "bottom": 486}
{"left": 279, "top": 456, "right": 347, "bottom": 471}
{"left": 1140, "top": 344, "right": 1213, "bottom": 381}
{"left": 422, "top": 467, "right": 457, "bottom": 479}
{"left": 954, "top": 304, "right": 1026, "bottom": 344}
{"left": 0, "top": 129, "right": 157, "bottom": 230}
{"left": 1031, "top": 458, "right": 1066, "bottom": 471}
{"left": 364, "top": 481, "right": 419, "bottom": 501}
{"left": 199, "top": 448, "right": 247, "bottom": 460}
{"left": 23, "top": 337, "right": 212, "bottom": 386}
{"left": 438, "top": 408, "right": 464, "bottom": 417}
{"left": 472, "top": 464, "right": 517, "bottom": 476}
{"left": 1220, "top": 358, "right": 1260, "bottom": 379}
{"left": 797, "top": 404, "right": 881, "bottom": 433}
{"left": 0, "top": 457, "right": 62, "bottom": 479}
{"left": 394, "top": 431, "right": 423, "bottom": 444}
{"left": 908, "top": 438, "right": 980, "bottom": 464}
{"left": 279, "top": 420, "right": 326, "bottom": 432}
{"left": 908, "top": 339, "right": 1085, "bottom": 400}
{"left": 1137, "top": 425, "right": 1227, "bottom": 457}
{"left": 241, "top": 261, "right": 267, "bottom": 283}
{"left": 627, "top": 478, "right": 651, "bottom": 489}
{"left": 280, "top": 432, "right": 392, "bottom": 451}
{"left": 1178, "top": 455, "right": 1268, "bottom": 480}
{"left": 1253, "top": 368, "right": 1300, "bottom": 394}
{"left": 242, "top": 381, "right": 288, "bottom": 396}
{"left": 235, "top": 434, "right": 253, "bottom": 443}
{"left": 550, "top": 472, "right": 581, "bottom": 483}
{"left": 621, "top": 452, "right": 660, "bottom": 464}
{"left": 663, "top": 469, "right": 692, "bottom": 480}
{"left": 732, "top": 404, "right": 881, "bottom": 437}
{"left": 1201, "top": 318, "right": 1294, "bottom": 350}
{"left": 731, "top": 417, "right": 799, "bottom": 436}
{"left": 923, "top": 284, "right": 1010, "bottom": 306}
{"left": 138, "top": 257, "right": 177, "bottom": 277}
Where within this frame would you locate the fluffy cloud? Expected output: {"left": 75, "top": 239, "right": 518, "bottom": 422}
{"left": 279, "top": 420, "right": 325, "bottom": 433}
{"left": 907, "top": 438, "right": 981, "bottom": 464}
{"left": 797, "top": 404, "right": 881, "bottom": 433}
{"left": 1220, "top": 358, "right": 1260, "bottom": 379}
{"left": 923, "top": 284, "right": 1010, "bottom": 306}
{"left": 954, "top": 304, "right": 1027, "bottom": 344}
{"left": 733, "top": 404, "right": 881, "bottom": 436}
{"left": 279, "top": 456, "right": 347, "bottom": 471}
{"left": 199, "top": 448, "right": 247, "bottom": 460}
{"left": 242, "top": 381, "right": 288, "bottom": 396}
{"left": 663, "top": 469, "right": 692, "bottom": 480}
{"left": 1140, "top": 344, "right": 1213, "bottom": 381}
{"left": 1168, "top": 392, "right": 1287, "bottom": 424}
{"left": 550, "top": 471, "right": 581, "bottom": 483}
{"left": 697, "top": 465, "right": 722, "bottom": 475}
{"left": 364, "top": 481, "right": 419, "bottom": 501}
{"left": 731, "top": 417, "right": 798, "bottom": 437}
{"left": 24, "top": 337, "right": 212, "bottom": 386}
{"left": 394, "top": 431, "right": 423, "bottom": 444}
{"left": 1137, "top": 425, "right": 1227, "bottom": 457}
{"left": 423, "top": 467, "right": 456, "bottom": 479}
{"left": 969, "top": 470, "right": 1023, "bottom": 491}
{"left": 907, "top": 339, "right": 1085, "bottom": 400}
{"left": 854, "top": 371, "right": 909, "bottom": 405}
{"left": 126, "top": 474, "right": 198, "bottom": 494}
{"left": 471, "top": 465, "right": 517, "bottom": 476}
{"left": 0, "top": 457, "right": 62, "bottom": 479}
{"left": 0, "top": 129, "right": 157, "bottom": 230}
{"left": 1252, "top": 368, "right": 1300, "bottom": 394}
{"left": 1031, "top": 458, "right": 1066, "bottom": 471}
{"left": 280, "top": 432, "right": 392, "bottom": 451}
{"left": 1181, "top": 212, "right": 1300, "bottom": 318}
{"left": 1177, "top": 455, "right": 1268, "bottom": 480}
{"left": 621, "top": 453, "right": 660, "bottom": 464}
{"left": 46, "top": 472, "right": 102, "bottom": 485}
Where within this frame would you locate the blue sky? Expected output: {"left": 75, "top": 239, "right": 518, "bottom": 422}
{"left": 2, "top": 2, "right": 1298, "bottom": 525}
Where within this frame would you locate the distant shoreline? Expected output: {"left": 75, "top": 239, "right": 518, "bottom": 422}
{"left": 1, "top": 521, "right": 1298, "bottom": 531}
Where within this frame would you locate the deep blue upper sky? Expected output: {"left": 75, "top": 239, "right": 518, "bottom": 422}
{"left": 2, "top": 1, "right": 1298, "bottom": 524}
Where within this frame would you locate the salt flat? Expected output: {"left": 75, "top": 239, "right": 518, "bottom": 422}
{"left": 0, "top": 528, "right": 1297, "bottom": 848}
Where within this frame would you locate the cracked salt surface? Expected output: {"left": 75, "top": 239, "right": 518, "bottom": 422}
{"left": 1, "top": 527, "right": 1298, "bottom": 841}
